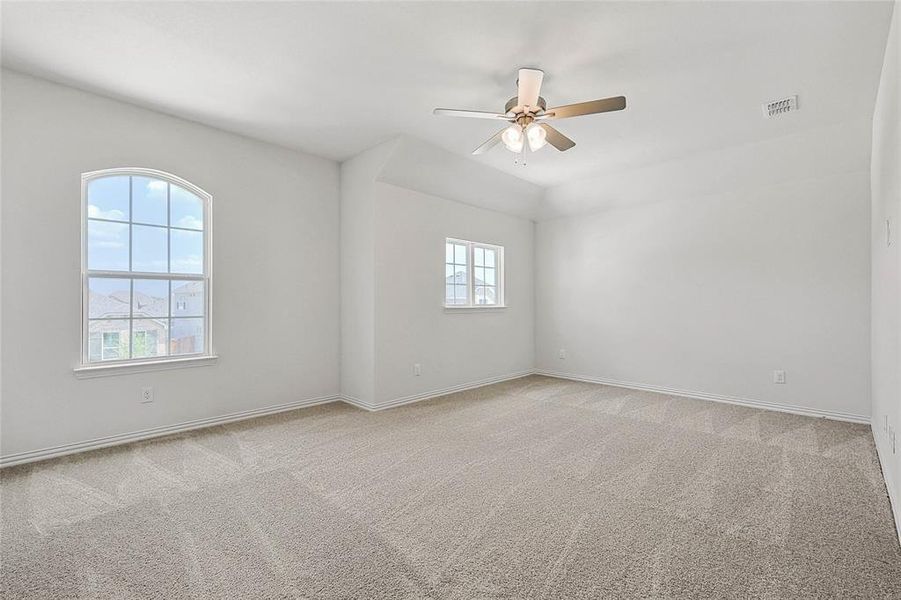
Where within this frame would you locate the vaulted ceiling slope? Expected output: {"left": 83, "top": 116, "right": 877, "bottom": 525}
{"left": 1, "top": 1, "right": 893, "bottom": 197}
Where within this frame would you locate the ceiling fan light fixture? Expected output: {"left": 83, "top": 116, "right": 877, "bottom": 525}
{"left": 434, "top": 67, "right": 626, "bottom": 157}
{"left": 526, "top": 123, "right": 547, "bottom": 151}
{"left": 501, "top": 124, "right": 524, "bottom": 152}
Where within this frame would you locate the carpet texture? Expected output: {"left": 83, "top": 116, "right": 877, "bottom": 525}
{"left": 1, "top": 375, "right": 899, "bottom": 598}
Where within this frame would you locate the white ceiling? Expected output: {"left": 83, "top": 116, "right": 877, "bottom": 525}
{"left": 1, "top": 1, "right": 894, "bottom": 188}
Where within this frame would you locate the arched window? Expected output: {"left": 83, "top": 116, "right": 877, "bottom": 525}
{"left": 81, "top": 168, "right": 211, "bottom": 367}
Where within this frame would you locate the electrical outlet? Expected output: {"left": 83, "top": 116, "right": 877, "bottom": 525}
{"left": 140, "top": 387, "right": 154, "bottom": 403}
{"left": 413, "top": 363, "right": 421, "bottom": 376}
{"left": 773, "top": 370, "right": 786, "bottom": 384}
{"left": 558, "top": 349, "right": 566, "bottom": 360}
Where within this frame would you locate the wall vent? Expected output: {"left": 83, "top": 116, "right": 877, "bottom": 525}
{"left": 763, "top": 95, "right": 799, "bottom": 118}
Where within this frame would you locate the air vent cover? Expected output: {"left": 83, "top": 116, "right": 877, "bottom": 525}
{"left": 763, "top": 95, "right": 799, "bottom": 118}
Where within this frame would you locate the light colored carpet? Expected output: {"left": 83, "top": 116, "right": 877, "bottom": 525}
{"left": 1, "top": 375, "right": 899, "bottom": 598}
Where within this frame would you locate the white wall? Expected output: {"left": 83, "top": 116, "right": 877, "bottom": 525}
{"left": 340, "top": 137, "right": 535, "bottom": 407}
{"left": 377, "top": 136, "right": 543, "bottom": 220}
{"left": 536, "top": 122, "right": 873, "bottom": 420}
{"left": 0, "top": 70, "right": 340, "bottom": 458}
{"left": 339, "top": 141, "right": 396, "bottom": 404}
{"left": 373, "top": 183, "right": 534, "bottom": 404}
{"left": 871, "top": 1, "right": 900, "bottom": 536}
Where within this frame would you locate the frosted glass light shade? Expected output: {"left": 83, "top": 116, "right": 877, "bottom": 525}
{"left": 526, "top": 123, "right": 547, "bottom": 151}
{"left": 501, "top": 125, "right": 524, "bottom": 152}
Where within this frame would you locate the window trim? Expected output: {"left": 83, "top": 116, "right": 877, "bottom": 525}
{"left": 79, "top": 167, "right": 214, "bottom": 372}
{"left": 444, "top": 238, "right": 506, "bottom": 309}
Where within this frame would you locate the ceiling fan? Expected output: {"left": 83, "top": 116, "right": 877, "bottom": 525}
{"left": 433, "top": 68, "right": 626, "bottom": 157}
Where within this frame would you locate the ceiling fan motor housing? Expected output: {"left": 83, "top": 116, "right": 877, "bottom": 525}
{"left": 505, "top": 96, "right": 547, "bottom": 117}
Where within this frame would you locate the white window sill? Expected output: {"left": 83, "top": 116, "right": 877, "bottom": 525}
{"left": 73, "top": 355, "right": 219, "bottom": 379}
{"left": 444, "top": 305, "right": 508, "bottom": 313}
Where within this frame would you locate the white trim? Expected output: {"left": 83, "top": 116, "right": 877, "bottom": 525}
{"left": 445, "top": 238, "right": 505, "bottom": 308}
{"left": 873, "top": 426, "right": 901, "bottom": 544}
{"left": 0, "top": 393, "right": 340, "bottom": 468}
{"left": 535, "top": 369, "right": 871, "bottom": 424}
{"left": 73, "top": 354, "right": 219, "bottom": 379}
{"left": 340, "top": 370, "right": 534, "bottom": 411}
{"left": 443, "top": 306, "right": 508, "bottom": 313}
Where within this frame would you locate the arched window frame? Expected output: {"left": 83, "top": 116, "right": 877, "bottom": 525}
{"left": 78, "top": 167, "right": 213, "bottom": 373}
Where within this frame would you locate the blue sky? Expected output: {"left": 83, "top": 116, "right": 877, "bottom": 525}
{"left": 87, "top": 175, "right": 204, "bottom": 273}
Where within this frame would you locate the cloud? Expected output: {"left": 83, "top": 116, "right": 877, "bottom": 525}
{"left": 88, "top": 204, "right": 126, "bottom": 221}
{"left": 143, "top": 180, "right": 168, "bottom": 198}
{"left": 175, "top": 215, "right": 203, "bottom": 230}
{"left": 172, "top": 255, "right": 202, "bottom": 273}
{"left": 88, "top": 219, "right": 127, "bottom": 249}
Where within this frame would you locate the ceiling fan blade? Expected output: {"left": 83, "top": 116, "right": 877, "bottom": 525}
{"left": 539, "top": 124, "right": 576, "bottom": 151}
{"left": 517, "top": 68, "right": 544, "bottom": 108}
{"left": 544, "top": 96, "right": 626, "bottom": 120}
{"left": 433, "top": 108, "right": 511, "bottom": 120}
{"left": 471, "top": 129, "right": 505, "bottom": 155}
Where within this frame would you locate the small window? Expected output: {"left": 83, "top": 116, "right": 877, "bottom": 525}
{"left": 444, "top": 238, "right": 504, "bottom": 308}
{"left": 102, "top": 332, "right": 123, "bottom": 360}
{"left": 81, "top": 168, "right": 211, "bottom": 366}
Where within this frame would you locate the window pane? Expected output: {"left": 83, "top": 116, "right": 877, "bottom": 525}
{"left": 87, "top": 176, "right": 129, "bottom": 222}
{"left": 171, "top": 185, "right": 203, "bottom": 230}
{"left": 132, "top": 319, "right": 168, "bottom": 359}
{"left": 484, "top": 267, "right": 496, "bottom": 285}
{"left": 88, "top": 278, "right": 131, "bottom": 319}
{"left": 132, "top": 225, "right": 168, "bottom": 273}
{"left": 474, "top": 267, "right": 485, "bottom": 285}
{"left": 445, "top": 284, "right": 454, "bottom": 304}
{"left": 474, "top": 247, "right": 484, "bottom": 266}
{"left": 133, "top": 279, "right": 168, "bottom": 318}
{"left": 88, "top": 332, "right": 101, "bottom": 362}
{"left": 445, "top": 265, "right": 455, "bottom": 279}
{"left": 87, "top": 220, "right": 129, "bottom": 271}
{"left": 445, "top": 243, "right": 454, "bottom": 263}
{"left": 454, "top": 284, "right": 467, "bottom": 302}
{"left": 475, "top": 286, "right": 485, "bottom": 304}
{"left": 485, "top": 249, "right": 496, "bottom": 268}
{"left": 483, "top": 286, "right": 497, "bottom": 305}
{"left": 171, "top": 229, "right": 203, "bottom": 274}
{"left": 132, "top": 177, "right": 167, "bottom": 226}
{"left": 88, "top": 319, "right": 130, "bottom": 361}
{"left": 454, "top": 244, "right": 466, "bottom": 265}
{"left": 171, "top": 318, "right": 204, "bottom": 355}
{"left": 448, "top": 264, "right": 466, "bottom": 285}
{"left": 171, "top": 280, "right": 204, "bottom": 317}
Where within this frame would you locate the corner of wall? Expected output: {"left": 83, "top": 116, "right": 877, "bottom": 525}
{"left": 870, "top": 0, "right": 901, "bottom": 543}
{"left": 338, "top": 139, "right": 402, "bottom": 403}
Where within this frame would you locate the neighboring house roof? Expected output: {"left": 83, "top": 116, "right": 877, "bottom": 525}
{"left": 445, "top": 270, "right": 496, "bottom": 300}
{"left": 91, "top": 281, "right": 203, "bottom": 320}
{"left": 90, "top": 289, "right": 166, "bottom": 319}
{"left": 446, "top": 271, "right": 491, "bottom": 287}
{"left": 173, "top": 281, "right": 203, "bottom": 295}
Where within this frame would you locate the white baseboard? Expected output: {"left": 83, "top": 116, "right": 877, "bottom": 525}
{"left": 340, "top": 370, "right": 535, "bottom": 411}
{"left": 0, "top": 394, "right": 341, "bottom": 468}
{"left": 535, "top": 369, "right": 871, "bottom": 424}
{"left": 1, "top": 371, "right": 536, "bottom": 468}
{"left": 0, "top": 370, "right": 873, "bottom": 469}
{"left": 873, "top": 427, "right": 901, "bottom": 545}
